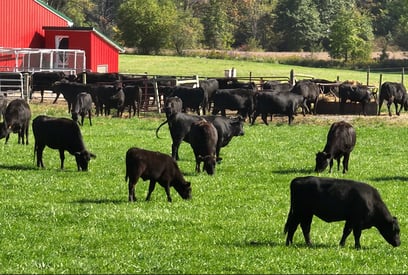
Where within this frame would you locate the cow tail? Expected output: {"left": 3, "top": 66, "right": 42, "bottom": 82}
{"left": 284, "top": 183, "right": 295, "bottom": 235}
{"left": 155, "top": 119, "right": 168, "bottom": 139}
{"left": 33, "top": 141, "right": 37, "bottom": 165}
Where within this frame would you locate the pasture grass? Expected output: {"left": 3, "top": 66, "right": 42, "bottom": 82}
{"left": 120, "top": 54, "right": 404, "bottom": 85}
{"left": 1, "top": 100, "right": 408, "bottom": 274}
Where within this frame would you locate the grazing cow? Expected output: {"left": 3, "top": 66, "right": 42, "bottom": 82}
{"left": 290, "top": 80, "right": 320, "bottom": 115}
{"left": 0, "top": 99, "right": 31, "bottom": 145}
{"left": 378, "top": 82, "right": 408, "bottom": 116}
{"left": 339, "top": 83, "right": 372, "bottom": 115}
{"left": 52, "top": 79, "right": 92, "bottom": 113}
{"left": 32, "top": 115, "right": 96, "bottom": 171}
{"left": 251, "top": 91, "right": 308, "bottom": 125}
{"left": 0, "top": 93, "right": 8, "bottom": 121}
{"left": 123, "top": 85, "right": 142, "bottom": 118}
{"left": 284, "top": 176, "right": 401, "bottom": 249}
{"left": 212, "top": 88, "right": 255, "bottom": 122}
{"left": 156, "top": 113, "right": 244, "bottom": 162}
{"left": 199, "top": 78, "right": 219, "bottom": 112}
{"left": 160, "top": 86, "right": 207, "bottom": 115}
{"left": 71, "top": 92, "right": 93, "bottom": 126}
{"left": 125, "top": 147, "right": 192, "bottom": 202}
{"left": 262, "top": 80, "right": 293, "bottom": 92}
{"left": 31, "top": 71, "right": 67, "bottom": 103}
{"left": 315, "top": 121, "right": 356, "bottom": 174}
{"left": 189, "top": 120, "right": 218, "bottom": 175}
{"left": 110, "top": 87, "right": 125, "bottom": 117}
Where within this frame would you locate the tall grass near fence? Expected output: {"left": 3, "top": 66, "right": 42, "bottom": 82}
{"left": 1, "top": 101, "right": 408, "bottom": 273}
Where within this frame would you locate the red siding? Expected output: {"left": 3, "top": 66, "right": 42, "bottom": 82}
{"left": 0, "top": 0, "right": 70, "bottom": 48}
{"left": 44, "top": 29, "right": 119, "bottom": 72}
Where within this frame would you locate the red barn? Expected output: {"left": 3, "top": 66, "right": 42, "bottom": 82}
{"left": 0, "top": 0, "right": 123, "bottom": 73}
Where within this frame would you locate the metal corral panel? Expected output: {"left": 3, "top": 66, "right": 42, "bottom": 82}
{"left": 0, "top": 0, "right": 72, "bottom": 48}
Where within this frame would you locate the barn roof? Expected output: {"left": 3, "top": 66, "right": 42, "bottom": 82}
{"left": 35, "top": 0, "right": 74, "bottom": 26}
{"left": 43, "top": 26, "right": 125, "bottom": 53}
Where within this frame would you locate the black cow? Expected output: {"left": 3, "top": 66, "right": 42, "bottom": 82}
{"left": 216, "top": 78, "right": 256, "bottom": 91}
{"left": 315, "top": 121, "right": 356, "bottom": 174}
{"left": 110, "top": 87, "right": 125, "bottom": 117}
{"left": 251, "top": 91, "right": 308, "bottom": 125}
{"left": 262, "top": 80, "right": 293, "bottom": 92}
{"left": 189, "top": 120, "right": 218, "bottom": 175}
{"left": 71, "top": 92, "right": 93, "bottom": 126}
{"left": 32, "top": 115, "right": 96, "bottom": 171}
{"left": 125, "top": 147, "right": 192, "bottom": 202}
{"left": 52, "top": 79, "right": 92, "bottom": 113}
{"left": 212, "top": 88, "right": 255, "bottom": 122}
{"left": 92, "top": 84, "right": 124, "bottom": 116}
{"left": 0, "top": 93, "right": 8, "bottom": 121}
{"left": 75, "top": 72, "right": 120, "bottom": 85}
{"left": 31, "top": 71, "right": 67, "bottom": 103}
{"left": 123, "top": 85, "right": 142, "bottom": 118}
{"left": 160, "top": 86, "right": 207, "bottom": 115}
{"left": 199, "top": 79, "right": 219, "bottom": 112}
{"left": 0, "top": 99, "right": 31, "bottom": 145}
{"left": 156, "top": 113, "right": 244, "bottom": 162}
{"left": 339, "top": 84, "right": 372, "bottom": 115}
{"left": 284, "top": 176, "right": 401, "bottom": 249}
{"left": 378, "top": 82, "right": 408, "bottom": 116}
{"left": 290, "top": 80, "right": 320, "bottom": 115}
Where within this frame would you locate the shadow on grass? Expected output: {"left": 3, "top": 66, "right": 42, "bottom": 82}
{"left": 71, "top": 198, "right": 125, "bottom": 204}
{"left": 370, "top": 176, "right": 408, "bottom": 182}
{"left": 0, "top": 164, "right": 37, "bottom": 171}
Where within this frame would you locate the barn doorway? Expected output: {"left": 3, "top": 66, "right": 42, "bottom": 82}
{"left": 55, "top": 35, "right": 69, "bottom": 67}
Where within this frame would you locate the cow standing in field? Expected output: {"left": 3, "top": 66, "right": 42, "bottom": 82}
{"left": 212, "top": 88, "right": 255, "bottom": 122}
{"left": 339, "top": 83, "right": 372, "bottom": 115}
{"left": 199, "top": 78, "right": 219, "bottom": 112}
{"left": 378, "top": 82, "right": 408, "bottom": 116}
{"left": 160, "top": 86, "right": 207, "bottom": 115}
{"left": 92, "top": 83, "right": 124, "bottom": 116}
{"left": 123, "top": 85, "right": 142, "bottom": 118}
{"left": 156, "top": 112, "right": 244, "bottom": 162}
{"left": 52, "top": 79, "right": 92, "bottom": 113}
{"left": 290, "top": 80, "right": 320, "bottom": 115}
{"left": 262, "top": 80, "right": 293, "bottom": 92}
{"left": 31, "top": 71, "right": 67, "bottom": 103}
{"left": 251, "top": 91, "right": 308, "bottom": 125}
{"left": 71, "top": 92, "right": 93, "bottom": 126}
{"left": 284, "top": 176, "right": 401, "bottom": 249}
{"left": 32, "top": 115, "right": 96, "bottom": 171}
{"left": 315, "top": 121, "right": 356, "bottom": 174}
{"left": 125, "top": 147, "right": 192, "bottom": 202}
{"left": 189, "top": 120, "right": 218, "bottom": 175}
{"left": 0, "top": 99, "right": 31, "bottom": 145}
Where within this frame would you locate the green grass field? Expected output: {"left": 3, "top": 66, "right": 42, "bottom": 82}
{"left": 1, "top": 55, "right": 408, "bottom": 274}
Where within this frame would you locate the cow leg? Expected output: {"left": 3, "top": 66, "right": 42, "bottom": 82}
{"left": 146, "top": 180, "right": 157, "bottom": 201}
{"left": 300, "top": 215, "right": 313, "bottom": 246}
{"left": 377, "top": 99, "right": 383, "bottom": 115}
{"left": 172, "top": 141, "right": 181, "bottom": 160}
{"left": 195, "top": 158, "right": 201, "bottom": 173}
{"left": 387, "top": 101, "right": 392, "bottom": 116}
{"left": 88, "top": 110, "right": 92, "bottom": 126}
{"left": 128, "top": 178, "right": 138, "bottom": 202}
{"left": 59, "top": 149, "right": 65, "bottom": 169}
{"left": 352, "top": 227, "right": 362, "bottom": 249}
{"left": 340, "top": 221, "right": 352, "bottom": 247}
{"left": 36, "top": 144, "right": 46, "bottom": 168}
{"left": 251, "top": 111, "right": 259, "bottom": 125}
{"left": 81, "top": 114, "right": 85, "bottom": 126}
{"left": 342, "top": 153, "right": 350, "bottom": 173}
{"left": 261, "top": 113, "right": 269, "bottom": 125}
{"left": 24, "top": 126, "right": 29, "bottom": 145}
{"left": 284, "top": 213, "right": 299, "bottom": 246}
{"left": 5, "top": 133, "right": 10, "bottom": 144}
{"left": 40, "top": 90, "right": 44, "bottom": 103}
{"left": 329, "top": 159, "right": 334, "bottom": 173}
{"left": 164, "top": 184, "right": 172, "bottom": 203}
{"left": 396, "top": 102, "right": 402, "bottom": 116}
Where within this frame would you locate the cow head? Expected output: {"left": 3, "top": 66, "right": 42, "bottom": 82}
{"left": 378, "top": 216, "right": 401, "bottom": 247}
{"left": 74, "top": 150, "right": 96, "bottom": 171}
{"left": 173, "top": 181, "right": 192, "bottom": 200}
{"left": 164, "top": 96, "right": 183, "bottom": 118}
{"left": 314, "top": 152, "right": 330, "bottom": 172}
{"left": 200, "top": 154, "right": 217, "bottom": 175}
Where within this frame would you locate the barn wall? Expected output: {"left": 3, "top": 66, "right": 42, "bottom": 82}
{"left": 90, "top": 33, "right": 119, "bottom": 73}
{"left": 0, "top": 0, "right": 70, "bottom": 48}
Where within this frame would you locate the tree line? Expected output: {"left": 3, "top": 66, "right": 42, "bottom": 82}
{"left": 46, "top": 0, "right": 408, "bottom": 62}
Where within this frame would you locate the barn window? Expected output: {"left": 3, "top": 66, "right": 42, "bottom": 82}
{"left": 55, "top": 36, "right": 69, "bottom": 67}
{"left": 97, "top": 64, "right": 108, "bottom": 73}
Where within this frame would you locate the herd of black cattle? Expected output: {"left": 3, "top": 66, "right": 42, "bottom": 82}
{"left": 0, "top": 71, "right": 403, "bottom": 249}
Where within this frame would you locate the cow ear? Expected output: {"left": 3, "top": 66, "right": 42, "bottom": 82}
{"left": 74, "top": 152, "right": 81, "bottom": 156}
